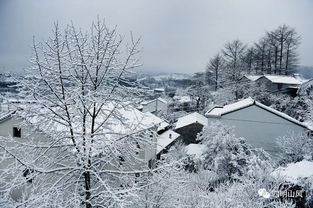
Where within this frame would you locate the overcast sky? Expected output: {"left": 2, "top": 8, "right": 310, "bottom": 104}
{"left": 0, "top": 0, "right": 312, "bottom": 74}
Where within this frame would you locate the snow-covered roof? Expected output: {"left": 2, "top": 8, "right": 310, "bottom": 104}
{"left": 262, "top": 75, "right": 307, "bottom": 85}
{"left": 206, "top": 97, "right": 311, "bottom": 130}
{"left": 173, "top": 95, "right": 192, "bottom": 103}
{"left": 141, "top": 98, "right": 168, "bottom": 106}
{"left": 244, "top": 75, "right": 262, "bottom": 81}
{"left": 154, "top": 88, "right": 165, "bottom": 92}
{"left": 157, "top": 121, "right": 170, "bottom": 132}
{"left": 206, "top": 98, "right": 255, "bottom": 117}
{"left": 298, "top": 78, "right": 313, "bottom": 94}
{"left": 185, "top": 143, "right": 206, "bottom": 158}
{"left": 157, "top": 97, "right": 167, "bottom": 104}
{"left": 244, "top": 74, "right": 308, "bottom": 85}
{"left": 4, "top": 104, "right": 164, "bottom": 140}
{"left": 156, "top": 130, "right": 180, "bottom": 154}
{"left": 272, "top": 160, "right": 313, "bottom": 183}
{"left": 175, "top": 112, "right": 208, "bottom": 130}
{"left": 0, "top": 111, "right": 15, "bottom": 123}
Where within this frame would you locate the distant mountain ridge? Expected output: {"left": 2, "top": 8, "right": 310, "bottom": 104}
{"left": 297, "top": 66, "right": 313, "bottom": 79}
{"left": 136, "top": 72, "right": 192, "bottom": 81}
{"left": 135, "top": 72, "right": 192, "bottom": 89}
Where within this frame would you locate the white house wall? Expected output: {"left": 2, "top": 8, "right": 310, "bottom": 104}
{"left": 208, "top": 105, "right": 308, "bottom": 156}
{"left": 142, "top": 100, "right": 167, "bottom": 115}
{"left": 0, "top": 116, "right": 158, "bottom": 201}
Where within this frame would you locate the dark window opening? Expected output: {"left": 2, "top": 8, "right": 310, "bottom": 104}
{"left": 148, "top": 159, "right": 155, "bottom": 169}
{"left": 136, "top": 142, "right": 141, "bottom": 149}
{"left": 118, "top": 156, "right": 125, "bottom": 165}
{"left": 136, "top": 142, "right": 141, "bottom": 155}
{"left": 135, "top": 173, "right": 140, "bottom": 177}
{"left": 277, "top": 83, "right": 283, "bottom": 90}
{"left": 13, "top": 127, "right": 21, "bottom": 138}
{"left": 23, "top": 168, "right": 34, "bottom": 183}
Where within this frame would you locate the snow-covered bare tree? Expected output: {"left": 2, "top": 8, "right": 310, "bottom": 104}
{"left": 254, "top": 38, "right": 270, "bottom": 74}
{"left": 242, "top": 47, "right": 255, "bottom": 74}
{"left": 284, "top": 28, "right": 301, "bottom": 75}
{"left": 222, "top": 40, "right": 246, "bottom": 99}
{"left": 276, "top": 132, "right": 313, "bottom": 164}
{"left": 187, "top": 72, "right": 212, "bottom": 112}
{"left": 0, "top": 19, "right": 163, "bottom": 207}
{"left": 266, "top": 25, "right": 300, "bottom": 75}
{"left": 206, "top": 53, "right": 225, "bottom": 91}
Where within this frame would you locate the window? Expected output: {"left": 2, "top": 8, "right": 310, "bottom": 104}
{"left": 277, "top": 83, "right": 283, "bottom": 90}
{"left": 13, "top": 127, "right": 21, "bottom": 138}
{"left": 136, "top": 142, "right": 141, "bottom": 155}
{"left": 136, "top": 142, "right": 141, "bottom": 149}
{"left": 23, "top": 168, "right": 34, "bottom": 183}
{"left": 148, "top": 159, "right": 155, "bottom": 169}
{"left": 118, "top": 156, "right": 125, "bottom": 165}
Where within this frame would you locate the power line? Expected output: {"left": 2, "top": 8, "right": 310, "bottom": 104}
{"left": 218, "top": 117, "right": 305, "bottom": 126}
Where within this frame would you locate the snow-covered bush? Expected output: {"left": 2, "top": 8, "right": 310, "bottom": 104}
{"left": 132, "top": 157, "right": 294, "bottom": 208}
{"left": 276, "top": 132, "right": 313, "bottom": 164}
{"left": 195, "top": 122, "right": 272, "bottom": 182}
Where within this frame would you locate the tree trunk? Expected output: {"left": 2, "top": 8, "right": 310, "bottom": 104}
{"left": 84, "top": 168, "right": 92, "bottom": 208}
{"left": 261, "top": 51, "right": 264, "bottom": 73}
{"left": 267, "top": 50, "right": 272, "bottom": 74}
{"left": 285, "top": 47, "right": 290, "bottom": 75}
{"left": 215, "top": 68, "right": 218, "bottom": 91}
{"left": 274, "top": 47, "right": 278, "bottom": 74}
{"left": 279, "top": 37, "right": 284, "bottom": 74}
{"left": 196, "top": 97, "right": 201, "bottom": 111}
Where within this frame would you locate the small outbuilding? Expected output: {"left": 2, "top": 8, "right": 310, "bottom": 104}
{"left": 175, "top": 112, "right": 208, "bottom": 144}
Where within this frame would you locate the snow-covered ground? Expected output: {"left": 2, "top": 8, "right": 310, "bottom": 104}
{"left": 272, "top": 160, "right": 313, "bottom": 183}
{"left": 185, "top": 143, "right": 205, "bottom": 158}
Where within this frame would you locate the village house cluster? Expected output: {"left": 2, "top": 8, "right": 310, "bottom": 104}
{"left": 0, "top": 72, "right": 312, "bottom": 202}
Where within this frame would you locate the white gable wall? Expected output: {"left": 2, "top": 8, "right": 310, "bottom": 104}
{"left": 208, "top": 105, "right": 308, "bottom": 155}
{"left": 142, "top": 100, "right": 168, "bottom": 115}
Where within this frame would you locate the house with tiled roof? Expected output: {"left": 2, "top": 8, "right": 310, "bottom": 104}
{"left": 243, "top": 74, "right": 308, "bottom": 96}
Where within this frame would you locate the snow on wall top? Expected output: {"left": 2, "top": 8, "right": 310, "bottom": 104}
{"left": 206, "top": 97, "right": 255, "bottom": 117}
{"left": 175, "top": 112, "right": 208, "bottom": 130}
{"left": 272, "top": 160, "right": 313, "bottom": 183}
{"left": 141, "top": 97, "right": 168, "bottom": 105}
{"left": 156, "top": 129, "right": 180, "bottom": 154}
{"left": 205, "top": 97, "right": 311, "bottom": 130}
